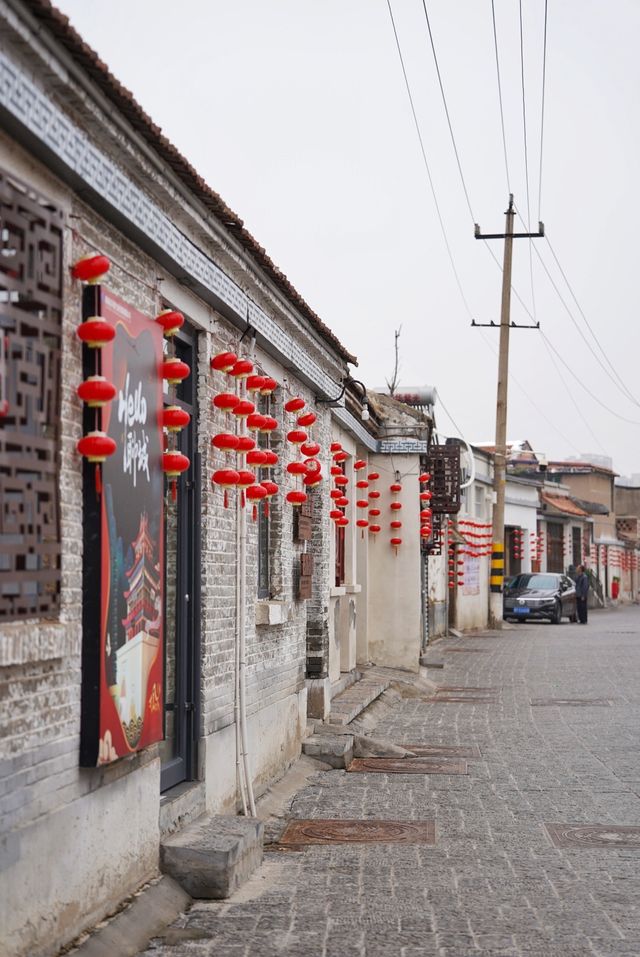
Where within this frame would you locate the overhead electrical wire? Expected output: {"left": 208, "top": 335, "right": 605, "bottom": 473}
{"left": 537, "top": 0, "right": 549, "bottom": 221}
{"left": 385, "top": 0, "right": 474, "bottom": 321}
{"left": 490, "top": 0, "right": 511, "bottom": 195}
{"left": 518, "top": 0, "right": 538, "bottom": 324}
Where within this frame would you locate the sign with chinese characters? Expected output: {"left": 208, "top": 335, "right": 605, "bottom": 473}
{"left": 462, "top": 556, "right": 480, "bottom": 596}
{"left": 81, "top": 288, "right": 164, "bottom": 766}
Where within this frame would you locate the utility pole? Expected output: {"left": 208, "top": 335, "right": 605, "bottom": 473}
{"left": 473, "top": 195, "right": 544, "bottom": 627}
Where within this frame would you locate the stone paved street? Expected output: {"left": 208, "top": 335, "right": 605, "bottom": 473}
{"left": 141, "top": 606, "right": 640, "bottom": 957}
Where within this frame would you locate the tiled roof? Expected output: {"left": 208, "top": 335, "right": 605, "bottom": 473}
{"left": 20, "top": 0, "right": 357, "bottom": 366}
{"left": 540, "top": 492, "right": 589, "bottom": 517}
{"left": 548, "top": 461, "right": 617, "bottom": 477}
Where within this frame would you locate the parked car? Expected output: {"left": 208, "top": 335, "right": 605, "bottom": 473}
{"left": 503, "top": 573, "right": 577, "bottom": 624}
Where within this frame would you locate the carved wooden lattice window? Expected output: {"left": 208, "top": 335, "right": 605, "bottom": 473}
{"left": 0, "top": 170, "right": 63, "bottom": 620}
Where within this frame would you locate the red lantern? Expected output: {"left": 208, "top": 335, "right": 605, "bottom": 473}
{"left": 230, "top": 359, "right": 254, "bottom": 379}
{"left": 260, "top": 377, "right": 278, "bottom": 395}
{"left": 336, "top": 495, "right": 349, "bottom": 508}
{"left": 77, "top": 375, "right": 116, "bottom": 408}
{"left": 419, "top": 472, "right": 432, "bottom": 483}
{"left": 420, "top": 508, "right": 433, "bottom": 520}
{"left": 287, "top": 429, "right": 308, "bottom": 445}
{"left": 356, "top": 500, "right": 369, "bottom": 509}
{"left": 390, "top": 501, "right": 402, "bottom": 512}
{"left": 162, "top": 450, "right": 190, "bottom": 500}
{"left": 420, "top": 490, "right": 433, "bottom": 501}
{"left": 303, "top": 472, "right": 322, "bottom": 488}
{"left": 333, "top": 450, "right": 348, "bottom": 463}
{"left": 246, "top": 449, "right": 267, "bottom": 467}
{"left": 356, "top": 518, "right": 369, "bottom": 537}
{"left": 246, "top": 483, "right": 267, "bottom": 520}
{"left": 213, "top": 392, "right": 239, "bottom": 413}
{"left": 330, "top": 466, "right": 343, "bottom": 477}
{"left": 237, "top": 469, "right": 256, "bottom": 507}
{"left": 420, "top": 526, "right": 431, "bottom": 539}
{"left": 155, "top": 309, "right": 184, "bottom": 337}
{"left": 211, "top": 351, "right": 237, "bottom": 372}
{"left": 262, "top": 450, "right": 278, "bottom": 468}
{"left": 212, "top": 432, "right": 239, "bottom": 453}
{"left": 356, "top": 480, "right": 369, "bottom": 490}
{"left": 287, "top": 462, "right": 307, "bottom": 477}
{"left": 334, "top": 474, "right": 348, "bottom": 487}
{"left": 233, "top": 399, "right": 255, "bottom": 418}
{"left": 284, "top": 397, "right": 305, "bottom": 414}
{"left": 212, "top": 467, "right": 239, "bottom": 508}
{"left": 71, "top": 253, "right": 110, "bottom": 283}
{"left": 390, "top": 537, "right": 402, "bottom": 555}
{"left": 304, "top": 458, "right": 321, "bottom": 473}
{"left": 260, "top": 480, "right": 279, "bottom": 516}
{"left": 354, "top": 460, "right": 367, "bottom": 471}
{"left": 77, "top": 430, "right": 116, "bottom": 463}
{"left": 369, "top": 508, "right": 381, "bottom": 517}
{"left": 330, "top": 489, "right": 342, "bottom": 500}
{"left": 391, "top": 520, "right": 402, "bottom": 530}
{"left": 161, "top": 358, "right": 190, "bottom": 385}
{"left": 260, "top": 416, "right": 278, "bottom": 433}
{"left": 369, "top": 524, "right": 381, "bottom": 536}
{"left": 246, "top": 412, "right": 266, "bottom": 432}
{"left": 330, "top": 509, "right": 343, "bottom": 521}
{"left": 369, "top": 490, "right": 380, "bottom": 500}
{"left": 246, "top": 374, "right": 266, "bottom": 393}
{"left": 236, "top": 436, "right": 256, "bottom": 455}
{"left": 77, "top": 317, "right": 115, "bottom": 348}
{"left": 390, "top": 483, "right": 402, "bottom": 494}
{"left": 162, "top": 406, "right": 191, "bottom": 432}
{"left": 330, "top": 442, "right": 342, "bottom": 453}
{"left": 297, "top": 411, "right": 316, "bottom": 427}
{"left": 300, "top": 441, "right": 320, "bottom": 457}
{"left": 336, "top": 516, "right": 349, "bottom": 527}
{"left": 286, "top": 489, "right": 307, "bottom": 507}
{"left": 368, "top": 472, "right": 380, "bottom": 482}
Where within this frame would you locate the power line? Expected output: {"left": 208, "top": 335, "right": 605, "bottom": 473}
{"left": 490, "top": 0, "right": 511, "bottom": 194}
{"left": 540, "top": 331, "right": 640, "bottom": 426}
{"left": 420, "top": 0, "right": 475, "bottom": 221}
{"left": 385, "top": 0, "right": 474, "bottom": 321}
{"left": 537, "top": 0, "right": 549, "bottom": 221}
{"left": 518, "top": 0, "right": 537, "bottom": 324}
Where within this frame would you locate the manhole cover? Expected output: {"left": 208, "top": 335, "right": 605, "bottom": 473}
{"left": 530, "top": 698, "right": 611, "bottom": 707}
{"left": 443, "top": 648, "right": 488, "bottom": 653}
{"left": 279, "top": 818, "right": 435, "bottom": 846}
{"left": 426, "top": 695, "right": 497, "bottom": 704}
{"left": 348, "top": 757, "right": 467, "bottom": 774}
{"left": 545, "top": 823, "right": 640, "bottom": 849}
{"left": 402, "top": 744, "right": 481, "bottom": 758}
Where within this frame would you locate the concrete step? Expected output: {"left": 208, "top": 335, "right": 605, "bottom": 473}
{"left": 330, "top": 669, "right": 361, "bottom": 700}
{"left": 302, "top": 733, "right": 354, "bottom": 768}
{"left": 326, "top": 676, "right": 391, "bottom": 726}
{"left": 160, "top": 815, "right": 263, "bottom": 900}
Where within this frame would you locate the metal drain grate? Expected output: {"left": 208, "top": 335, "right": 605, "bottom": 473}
{"left": 546, "top": 823, "right": 640, "bottom": 849}
{"left": 402, "top": 744, "right": 481, "bottom": 758}
{"left": 348, "top": 757, "right": 467, "bottom": 774}
{"left": 279, "top": 818, "right": 436, "bottom": 846}
{"left": 530, "top": 698, "right": 611, "bottom": 707}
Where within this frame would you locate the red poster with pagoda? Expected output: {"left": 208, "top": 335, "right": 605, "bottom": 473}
{"left": 80, "top": 288, "right": 164, "bottom": 766}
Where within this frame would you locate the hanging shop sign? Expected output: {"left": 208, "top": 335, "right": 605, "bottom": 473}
{"left": 80, "top": 287, "right": 165, "bottom": 766}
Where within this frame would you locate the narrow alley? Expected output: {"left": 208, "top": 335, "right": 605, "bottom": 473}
{"left": 141, "top": 607, "right": 640, "bottom": 957}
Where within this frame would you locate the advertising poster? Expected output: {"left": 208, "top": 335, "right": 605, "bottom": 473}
{"left": 462, "top": 556, "right": 480, "bottom": 596}
{"left": 81, "top": 288, "right": 164, "bottom": 765}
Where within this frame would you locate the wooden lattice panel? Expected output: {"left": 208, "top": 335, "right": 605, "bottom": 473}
{"left": 0, "top": 169, "right": 63, "bottom": 620}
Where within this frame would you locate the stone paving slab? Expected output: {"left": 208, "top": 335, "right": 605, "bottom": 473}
{"left": 140, "top": 606, "right": 640, "bottom": 957}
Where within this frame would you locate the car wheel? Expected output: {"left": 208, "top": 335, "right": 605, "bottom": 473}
{"left": 550, "top": 600, "right": 562, "bottom": 625}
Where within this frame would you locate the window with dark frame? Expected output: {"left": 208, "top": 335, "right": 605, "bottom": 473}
{"left": 257, "top": 393, "right": 271, "bottom": 598}
{"left": 335, "top": 524, "right": 346, "bottom": 586}
{"left": 572, "top": 527, "right": 582, "bottom": 567}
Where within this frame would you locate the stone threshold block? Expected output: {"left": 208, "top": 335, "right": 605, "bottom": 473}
{"left": 160, "top": 815, "right": 263, "bottom": 899}
{"left": 302, "top": 733, "right": 354, "bottom": 768}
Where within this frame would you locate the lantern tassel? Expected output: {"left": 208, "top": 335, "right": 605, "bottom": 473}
{"left": 95, "top": 463, "right": 102, "bottom": 496}
{"left": 171, "top": 479, "right": 177, "bottom": 502}
{"left": 264, "top": 501, "right": 269, "bottom": 518}
{"left": 252, "top": 504, "right": 257, "bottom": 522}
{"left": 241, "top": 490, "right": 246, "bottom": 508}
{"left": 224, "top": 489, "right": 229, "bottom": 509}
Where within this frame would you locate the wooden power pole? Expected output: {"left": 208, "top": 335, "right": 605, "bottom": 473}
{"left": 473, "top": 195, "right": 544, "bottom": 627}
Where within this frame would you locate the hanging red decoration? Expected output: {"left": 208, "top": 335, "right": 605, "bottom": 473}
{"left": 77, "top": 430, "right": 116, "bottom": 462}
{"left": 369, "top": 524, "right": 381, "bottom": 536}
{"left": 369, "top": 490, "right": 381, "bottom": 500}
{"left": 336, "top": 495, "right": 349, "bottom": 508}
{"left": 286, "top": 462, "right": 307, "bottom": 477}
{"left": 71, "top": 253, "right": 110, "bottom": 283}
{"left": 155, "top": 309, "right": 184, "bottom": 338}
{"left": 333, "top": 450, "right": 348, "bottom": 463}
{"left": 260, "top": 377, "right": 278, "bottom": 395}
{"left": 390, "top": 501, "right": 402, "bottom": 512}
{"left": 300, "top": 441, "right": 320, "bottom": 457}
{"left": 212, "top": 467, "right": 239, "bottom": 508}
{"left": 330, "top": 442, "right": 342, "bottom": 453}
{"left": 212, "top": 432, "right": 239, "bottom": 452}
{"left": 246, "top": 374, "right": 266, "bottom": 393}
{"left": 330, "top": 489, "right": 343, "bottom": 501}
{"left": 246, "top": 483, "right": 267, "bottom": 520}
{"left": 354, "top": 460, "right": 367, "bottom": 471}
{"left": 336, "top": 516, "right": 349, "bottom": 527}
{"left": 330, "top": 466, "right": 343, "bottom": 477}
{"left": 77, "top": 375, "right": 116, "bottom": 408}
{"left": 356, "top": 519, "right": 369, "bottom": 537}
{"left": 330, "top": 509, "right": 343, "bottom": 521}
{"left": 161, "top": 358, "right": 190, "bottom": 385}
{"left": 356, "top": 499, "right": 369, "bottom": 509}
{"left": 356, "top": 480, "right": 369, "bottom": 490}
{"left": 390, "top": 483, "right": 402, "bottom": 494}
{"left": 419, "top": 472, "right": 432, "bottom": 484}
{"left": 213, "top": 392, "right": 239, "bottom": 413}
{"left": 246, "top": 449, "right": 267, "bottom": 467}
{"left": 303, "top": 472, "right": 322, "bottom": 488}
{"left": 77, "top": 317, "right": 115, "bottom": 348}
{"left": 235, "top": 436, "right": 256, "bottom": 455}
{"left": 284, "top": 397, "right": 305, "bottom": 414}
{"left": 287, "top": 429, "right": 308, "bottom": 445}
{"left": 369, "top": 508, "right": 381, "bottom": 517}
{"left": 162, "top": 450, "right": 190, "bottom": 501}
{"left": 211, "top": 351, "right": 237, "bottom": 372}
{"left": 261, "top": 449, "right": 278, "bottom": 467}
{"left": 420, "top": 508, "right": 433, "bottom": 520}
{"left": 162, "top": 406, "right": 191, "bottom": 432}
{"left": 233, "top": 399, "right": 255, "bottom": 418}
{"left": 304, "top": 457, "right": 321, "bottom": 472}
{"left": 391, "top": 520, "right": 402, "bottom": 530}
{"left": 420, "top": 490, "right": 433, "bottom": 501}
{"left": 334, "top": 474, "right": 348, "bottom": 487}
{"left": 230, "top": 358, "right": 254, "bottom": 379}
{"left": 260, "top": 480, "right": 279, "bottom": 516}
{"left": 368, "top": 472, "right": 380, "bottom": 482}
{"left": 297, "top": 411, "right": 316, "bottom": 427}
{"left": 286, "top": 489, "right": 307, "bottom": 507}
{"left": 237, "top": 469, "right": 256, "bottom": 508}
{"left": 420, "top": 527, "right": 431, "bottom": 539}
{"left": 259, "top": 415, "right": 278, "bottom": 433}
{"left": 246, "top": 412, "right": 266, "bottom": 432}
{"left": 390, "top": 537, "right": 402, "bottom": 555}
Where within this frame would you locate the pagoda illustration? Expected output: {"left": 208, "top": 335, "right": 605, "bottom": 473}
{"left": 116, "top": 512, "right": 161, "bottom": 746}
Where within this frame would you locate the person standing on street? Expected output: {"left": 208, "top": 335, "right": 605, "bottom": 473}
{"left": 575, "top": 565, "right": 589, "bottom": 624}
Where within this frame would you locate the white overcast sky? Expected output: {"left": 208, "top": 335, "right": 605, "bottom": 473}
{"left": 56, "top": 0, "right": 640, "bottom": 477}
